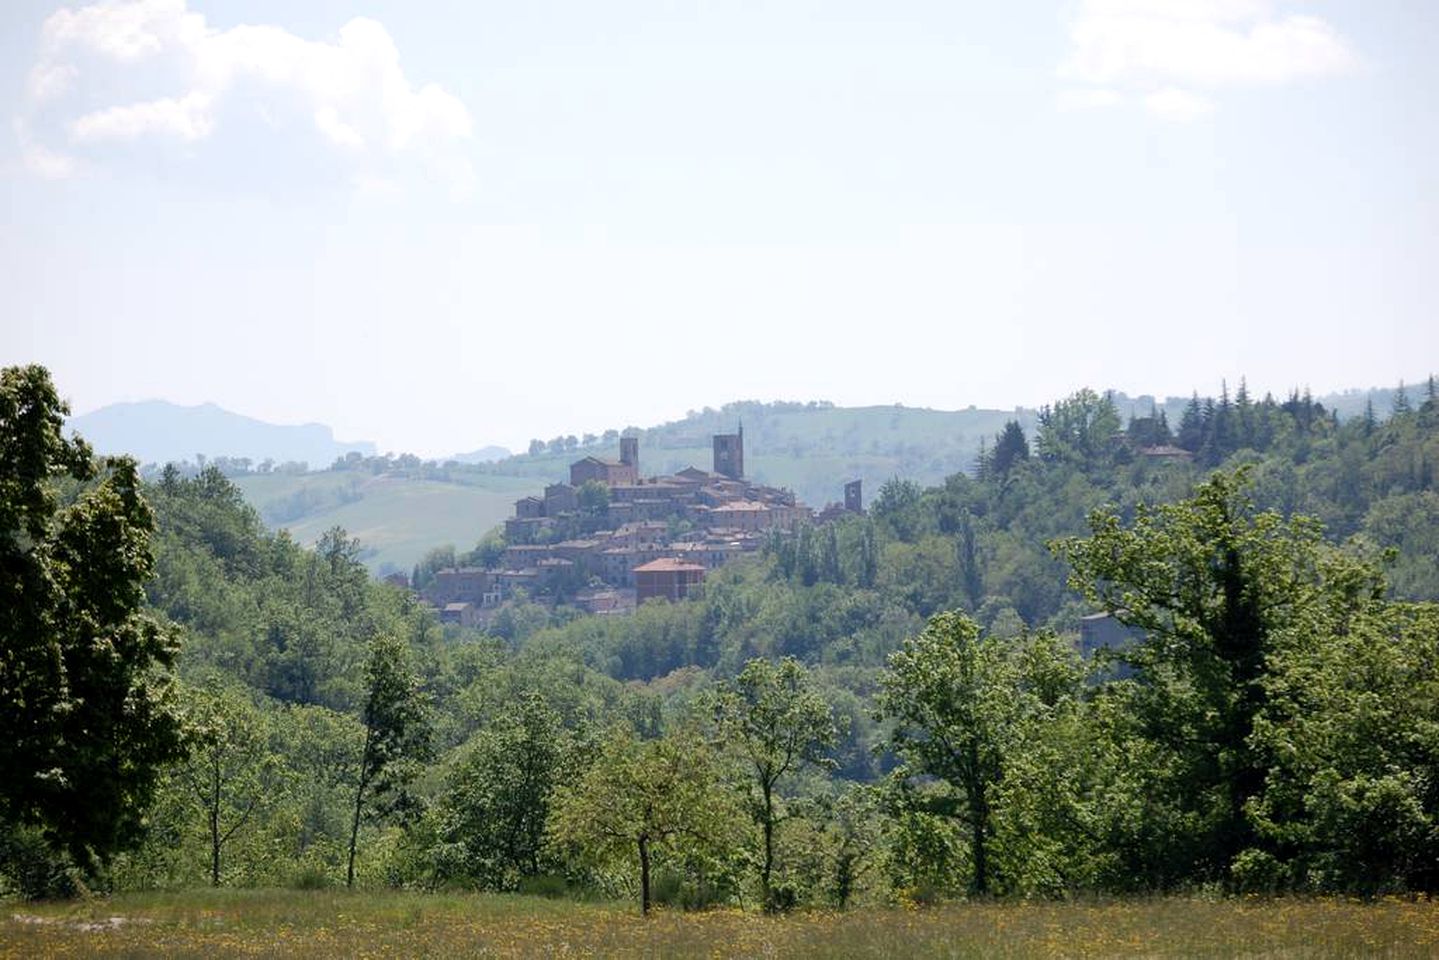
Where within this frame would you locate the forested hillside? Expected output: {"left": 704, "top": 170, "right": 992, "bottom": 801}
{"left": 198, "top": 383, "right": 1422, "bottom": 576}
{"left": 7, "top": 366, "right": 1438, "bottom": 909}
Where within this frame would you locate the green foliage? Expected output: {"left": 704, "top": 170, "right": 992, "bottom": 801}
{"left": 346, "top": 634, "right": 433, "bottom": 887}
{"left": 1057, "top": 469, "right": 1387, "bottom": 886}
{"left": 177, "top": 679, "right": 288, "bottom": 886}
{"left": 711, "top": 657, "right": 843, "bottom": 910}
{"left": 431, "top": 693, "right": 573, "bottom": 890}
{"left": 0, "top": 364, "right": 186, "bottom": 871}
{"left": 548, "top": 726, "right": 743, "bottom": 914}
{"left": 1251, "top": 601, "right": 1439, "bottom": 892}
{"left": 1036, "top": 389, "right": 1122, "bottom": 468}
{"left": 876, "top": 613, "right": 1081, "bottom": 895}
{"left": 20, "top": 362, "right": 1439, "bottom": 906}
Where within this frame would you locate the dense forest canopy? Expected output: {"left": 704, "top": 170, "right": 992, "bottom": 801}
{"left": 4, "top": 364, "right": 1439, "bottom": 910}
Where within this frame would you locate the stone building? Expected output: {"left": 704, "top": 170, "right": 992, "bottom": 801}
{"left": 845, "top": 479, "right": 863, "bottom": 513}
{"left": 634, "top": 557, "right": 707, "bottom": 603}
{"left": 570, "top": 438, "right": 641, "bottom": 486}
{"left": 712, "top": 423, "right": 744, "bottom": 479}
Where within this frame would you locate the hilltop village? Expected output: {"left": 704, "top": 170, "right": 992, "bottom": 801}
{"left": 421, "top": 426, "right": 862, "bottom": 623}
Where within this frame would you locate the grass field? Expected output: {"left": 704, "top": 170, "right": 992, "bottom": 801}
{"left": 4, "top": 890, "right": 1437, "bottom": 958}
{"left": 234, "top": 472, "right": 541, "bottom": 575}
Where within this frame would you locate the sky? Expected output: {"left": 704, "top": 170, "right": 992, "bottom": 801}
{"left": 2, "top": 0, "right": 1435, "bottom": 457}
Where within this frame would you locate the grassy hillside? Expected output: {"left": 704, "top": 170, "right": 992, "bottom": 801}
{"left": 489, "top": 402, "right": 1037, "bottom": 508}
{"left": 234, "top": 471, "right": 539, "bottom": 575}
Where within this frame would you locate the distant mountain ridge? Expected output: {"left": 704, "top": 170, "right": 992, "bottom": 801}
{"left": 69, "top": 400, "right": 377, "bottom": 468}
{"left": 450, "top": 445, "right": 513, "bottom": 464}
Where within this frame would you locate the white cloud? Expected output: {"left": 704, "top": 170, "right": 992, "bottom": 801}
{"left": 1057, "top": 0, "right": 1356, "bottom": 118}
{"left": 70, "top": 90, "right": 215, "bottom": 142}
{"left": 14, "top": 118, "right": 77, "bottom": 178}
{"left": 18, "top": 1, "right": 474, "bottom": 197}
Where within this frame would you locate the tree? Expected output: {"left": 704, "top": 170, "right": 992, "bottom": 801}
{"left": 856, "top": 519, "right": 879, "bottom": 589}
{"left": 1177, "top": 392, "right": 1205, "bottom": 452}
{"left": 578, "top": 479, "right": 610, "bottom": 518}
{"left": 1035, "top": 389, "right": 1122, "bottom": 467}
{"left": 1249, "top": 600, "right": 1439, "bottom": 892}
{"left": 711, "top": 657, "right": 841, "bottom": 910}
{"left": 1056, "top": 469, "right": 1385, "bottom": 884}
{"left": 432, "top": 693, "right": 571, "bottom": 889}
{"left": 876, "top": 612, "right": 1019, "bottom": 895}
{"left": 1393, "top": 380, "right": 1413, "bottom": 417}
{"left": 0, "top": 364, "right": 186, "bottom": 869}
{"left": 990, "top": 420, "right": 1030, "bottom": 477}
{"left": 346, "top": 634, "right": 432, "bottom": 888}
{"left": 549, "top": 727, "right": 739, "bottom": 915}
{"left": 872, "top": 477, "right": 924, "bottom": 541}
{"left": 178, "top": 679, "right": 284, "bottom": 886}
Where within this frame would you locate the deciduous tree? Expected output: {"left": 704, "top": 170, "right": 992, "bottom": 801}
{"left": 0, "top": 364, "right": 186, "bottom": 869}
{"left": 549, "top": 727, "right": 738, "bottom": 915}
{"left": 346, "top": 634, "right": 432, "bottom": 888}
{"left": 711, "top": 657, "right": 841, "bottom": 910}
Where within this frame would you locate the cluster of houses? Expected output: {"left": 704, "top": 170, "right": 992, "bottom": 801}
{"left": 423, "top": 427, "right": 862, "bottom": 625}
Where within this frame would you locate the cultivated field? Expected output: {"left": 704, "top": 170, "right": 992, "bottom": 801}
{"left": 234, "top": 472, "right": 540, "bottom": 573}
{"left": 4, "top": 891, "right": 1437, "bottom": 958}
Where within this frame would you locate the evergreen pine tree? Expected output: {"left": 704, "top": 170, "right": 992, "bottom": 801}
{"left": 1392, "top": 380, "right": 1413, "bottom": 417}
{"left": 1235, "top": 377, "right": 1253, "bottom": 449}
{"left": 1177, "top": 393, "right": 1205, "bottom": 451}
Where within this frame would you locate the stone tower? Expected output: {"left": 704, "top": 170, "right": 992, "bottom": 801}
{"left": 844, "top": 479, "right": 863, "bottom": 513}
{"left": 712, "top": 421, "right": 744, "bottom": 480}
{"left": 620, "top": 436, "right": 639, "bottom": 470}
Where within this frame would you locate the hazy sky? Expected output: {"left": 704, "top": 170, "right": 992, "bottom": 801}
{"left": 3, "top": 1, "right": 1435, "bottom": 456}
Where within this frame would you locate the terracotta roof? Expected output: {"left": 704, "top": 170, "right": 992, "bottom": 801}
{"left": 632, "top": 557, "right": 707, "bottom": 573}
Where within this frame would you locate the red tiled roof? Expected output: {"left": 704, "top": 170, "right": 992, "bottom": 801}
{"left": 632, "top": 557, "right": 707, "bottom": 573}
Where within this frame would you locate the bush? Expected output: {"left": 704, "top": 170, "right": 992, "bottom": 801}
{"left": 0, "top": 825, "right": 85, "bottom": 900}
{"left": 1229, "top": 848, "right": 1288, "bottom": 894}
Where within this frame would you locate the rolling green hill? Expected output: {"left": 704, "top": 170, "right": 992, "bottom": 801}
{"left": 233, "top": 471, "right": 540, "bottom": 576}
{"left": 228, "top": 401, "right": 1033, "bottom": 573}
{"left": 487, "top": 401, "right": 1037, "bottom": 508}
{"left": 224, "top": 385, "right": 1426, "bottom": 575}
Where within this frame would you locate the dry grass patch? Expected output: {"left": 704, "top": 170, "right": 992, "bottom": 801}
{"left": 3, "top": 890, "right": 1438, "bottom": 958}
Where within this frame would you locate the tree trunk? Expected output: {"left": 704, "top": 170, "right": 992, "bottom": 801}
{"left": 638, "top": 834, "right": 651, "bottom": 916}
{"left": 761, "top": 781, "right": 775, "bottom": 911}
{"left": 969, "top": 778, "right": 990, "bottom": 896}
{"left": 210, "top": 808, "right": 221, "bottom": 887}
{"left": 346, "top": 780, "right": 364, "bottom": 889}
{"left": 209, "top": 761, "right": 221, "bottom": 887}
{"left": 347, "top": 731, "right": 375, "bottom": 889}
{"left": 971, "top": 815, "right": 989, "bottom": 896}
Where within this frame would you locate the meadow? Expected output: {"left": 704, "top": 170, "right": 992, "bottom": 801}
{"left": 233, "top": 471, "right": 540, "bottom": 574}
{"left": 4, "top": 891, "right": 1438, "bottom": 958}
